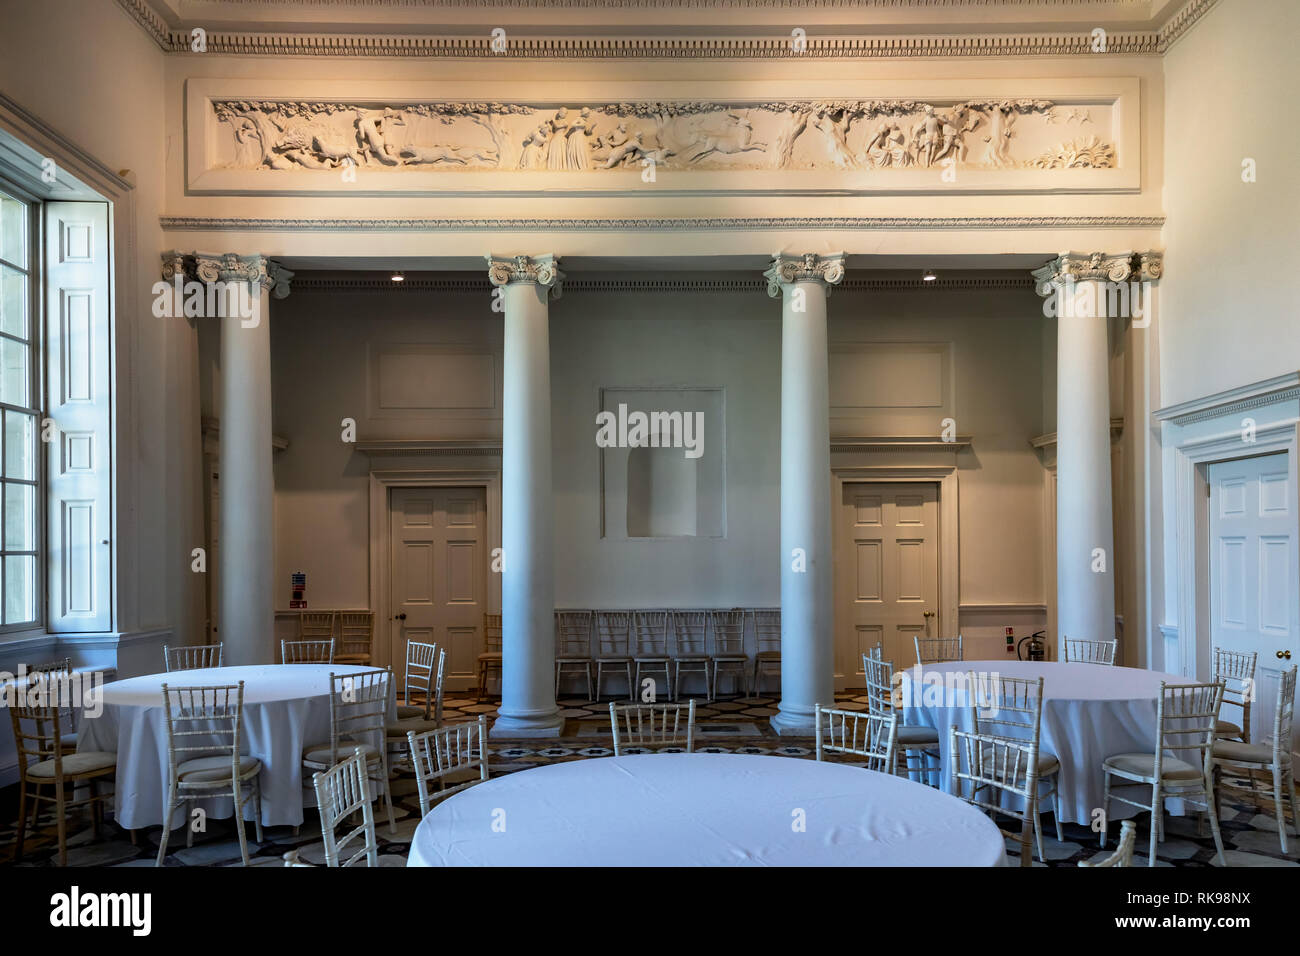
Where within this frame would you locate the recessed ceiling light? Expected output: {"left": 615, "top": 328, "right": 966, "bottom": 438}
{"left": 922, "top": 269, "right": 937, "bottom": 282}
{"left": 391, "top": 271, "right": 405, "bottom": 282}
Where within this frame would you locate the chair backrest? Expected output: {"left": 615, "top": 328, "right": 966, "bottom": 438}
{"left": 160, "top": 681, "right": 245, "bottom": 780}
{"left": 403, "top": 641, "right": 440, "bottom": 719}
{"left": 970, "top": 673, "right": 1044, "bottom": 744}
{"left": 950, "top": 726, "right": 1037, "bottom": 867}
{"left": 28, "top": 657, "right": 72, "bottom": 676}
{"left": 595, "top": 611, "right": 632, "bottom": 657}
{"left": 1063, "top": 637, "right": 1117, "bottom": 665}
{"left": 324, "top": 670, "right": 391, "bottom": 767}
{"left": 338, "top": 612, "right": 374, "bottom": 658}
{"left": 1266, "top": 665, "right": 1298, "bottom": 760}
{"left": 8, "top": 678, "right": 70, "bottom": 781}
{"left": 282, "top": 639, "right": 334, "bottom": 664}
{"left": 1080, "top": 819, "right": 1137, "bottom": 867}
{"left": 632, "top": 610, "right": 669, "bottom": 657}
{"left": 1155, "top": 681, "right": 1224, "bottom": 770}
{"left": 610, "top": 699, "right": 695, "bottom": 754}
{"left": 752, "top": 609, "right": 781, "bottom": 654}
{"left": 709, "top": 609, "right": 746, "bottom": 656}
{"left": 861, "top": 652, "right": 897, "bottom": 718}
{"left": 815, "top": 704, "right": 897, "bottom": 772}
{"left": 483, "top": 613, "right": 503, "bottom": 654}
{"left": 672, "top": 610, "right": 708, "bottom": 656}
{"left": 312, "top": 748, "right": 378, "bottom": 867}
{"left": 915, "top": 635, "right": 963, "bottom": 666}
{"left": 555, "top": 611, "right": 593, "bottom": 658}
{"left": 408, "top": 715, "right": 490, "bottom": 818}
{"left": 164, "top": 643, "right": 224, "bottom": 672}
{"left": 1213, "top": 647, "right": 1258, "bottom": 712}
{"left": 299, "top": 611, "right": 335, "bottom": 640}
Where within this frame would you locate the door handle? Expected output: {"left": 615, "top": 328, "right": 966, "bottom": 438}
{"left": 1278, "top": 650, "right": 1292, "bottom": 660}
{"left": 395, "top": 613, "right": 407, "bottom": 621}
{"left": 922, "top": 611, "right": 936, "bottom": 619}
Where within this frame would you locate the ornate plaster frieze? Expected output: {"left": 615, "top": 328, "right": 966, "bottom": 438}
{"left": 116, "top": 0, "right": 1224, "bottom": 58}
{"left": 160, "top": 250, "right": 295, "bottom": 296}
{"left": 764, "top": 252, "right": 846, "bottom": 296}
{"left": 287, "top": 275, "right": 1034, "bottom": 294}
{"left": 485, "top": 253, "right": 564, "bottom": 298}
{"left": 160, "top": 214, "right": 1166, "bottom": 231}
{"left": 1031, "top": 250, "right": 1162, "bottom": 295}
{"left": 210, "top": 97, "right": 1122, "bottom": 175}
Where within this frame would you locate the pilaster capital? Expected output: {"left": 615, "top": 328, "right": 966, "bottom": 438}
{"left": 485, "top": 253, "right": 564, "bottom": 300}
{"left": 1032, "top": 250, "right": 1161, "bottom": 296}
{"left": 160, "top": 251, "right": 294, "bottom": 298}
{"left": 764, "top": 252, "right": 847, "bottom": 298}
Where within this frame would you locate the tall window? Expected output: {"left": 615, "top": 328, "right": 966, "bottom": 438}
{"left": 0, "top": 188, "right": 39, "bottom": 630}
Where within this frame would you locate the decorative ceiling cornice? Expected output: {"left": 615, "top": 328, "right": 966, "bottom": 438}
{"left": 288, "top": 275, "right": 1036, "bottom": 293}
{"left": 160, "top": 214, "right": 1165, "bottom": 232}
{"left": 115, "top": 0, "right": 1219, "bottom": 58}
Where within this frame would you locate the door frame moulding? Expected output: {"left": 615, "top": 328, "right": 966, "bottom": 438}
{"left": 1168, "top": 423, "right": 1299, "bottom": 681}
{"left": 830, "top": 465, "right": 960, "bottom": 672}
{"left": 368, "top": 467, "right": 502, "bottom": 671}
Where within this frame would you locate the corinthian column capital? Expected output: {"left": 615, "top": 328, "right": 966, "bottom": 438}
{"left": 764, "top": 252, "right": 847, "bottom": 298}
{"left": 160, "top": 251, "right": 294, "bottom": 298}
{"left": 1032, "top": 250, "right": 1167, "bottom": 297}
{"left": 486, "top": 253, "right": 564, "bottom": 300}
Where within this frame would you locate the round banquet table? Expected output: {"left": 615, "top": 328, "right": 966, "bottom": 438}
{"left": 77, "top": 664, "right": 395, "bottom": 829}
{"left": 901, "top": 660, "right": 1191, "bottom": 825}
{"left": 407, "top": 753, "right": 1007, "bottom": 867}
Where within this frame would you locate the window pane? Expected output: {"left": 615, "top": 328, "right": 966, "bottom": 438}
{"left": 4, "top": 411, "right": 34, "bottom": 480}
{"left": 4, "top": 482, "right": 33, "bottom": 551}
{"left": 0, "top": 336, "right": 28, "bottom": 407}
{"left": 0, "top": 265, "right": 25, "bottom": 338}
{"left": 0, "top": 194, "right": 25, "bottom": 269}
{"left": 3, "top": 554, "right": 34, "bottom": 625}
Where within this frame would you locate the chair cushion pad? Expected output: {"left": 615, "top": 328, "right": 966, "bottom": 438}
{"left": 27, "top": 751, "right": 116, "bottom": 779}
{"left": 898, "top": 725, "right": 940, "bottom": 746}
{"left": 396, "top": 704, "right": 428, "bottom": 719}
{"left": 1213, "top": 739, "right": 1274, "bottom": 765}
{"left": 1104, "top": 752, "right": 1203, "bottom": 781}
{"left": 387, "top": 718, "right": 442, "bottom": 737}
{"left": 302, "top": 743, "right": 381, "bottom": 767}
{"left": 1215, "top": 719, "right": 1243, "bottom": 738}
{"left": 177, "top": 754, "right": 261, "bottom": 783}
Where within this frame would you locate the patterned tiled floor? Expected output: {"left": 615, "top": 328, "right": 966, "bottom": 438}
{"left": 2, "top": 691, "right": 1296, "bottom": 867}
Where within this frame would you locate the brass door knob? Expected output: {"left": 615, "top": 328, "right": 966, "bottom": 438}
{"left": 1277, "top": 649, "right": 1292, "bottom": 660}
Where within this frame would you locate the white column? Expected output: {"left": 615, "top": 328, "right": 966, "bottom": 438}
{"left": 1034, "top": 251, "right": 1135, "bottom": 655}
{"left": 487, "top": 254, "right": 564, "bottom": 737}
{"left": 182, "top": 252, "right": 291, "bottom": 666}
{"left": 766, "top": 252, "right": 845, "bottom": 736}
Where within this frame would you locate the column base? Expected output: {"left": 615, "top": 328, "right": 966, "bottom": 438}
{"left": 770, "top": 704, "right": 818, "bottom": 737}
{"left": 489, "top": 710, "right": 564, "bottom": 738}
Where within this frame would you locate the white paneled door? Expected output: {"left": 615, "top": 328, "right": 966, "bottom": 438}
{"left": 1208, "top": 453, "right": 1299, "bottom": 748}
{"left": 390, "top": 487, "right": 487, "bottom": 691}
{"left": 835, "top": 482, "right": 939, "bottom": 684}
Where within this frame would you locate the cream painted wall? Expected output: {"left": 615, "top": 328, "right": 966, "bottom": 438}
{"left": 266, "top": 277, "right": 1049, "bottom": 640}
{"left": 1160, "top": 0, "right": 1300, "bottom": 408}
{"left": 0, "top": 1, "right": 204, "bottom": 659}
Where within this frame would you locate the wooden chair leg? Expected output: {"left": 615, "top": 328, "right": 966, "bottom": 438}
{"left": 1273, "top": 765, "right": 1289, "bottom": 853}
{"left": 13, "top": 782, "right": 29, "bottom": 862}
{"left": 55, "top": 778, "right": 68, "bottom": 867}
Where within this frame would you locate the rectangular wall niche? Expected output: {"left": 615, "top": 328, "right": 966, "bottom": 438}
{"left": 599, "top": 387, "right": 725, "bottom": 540}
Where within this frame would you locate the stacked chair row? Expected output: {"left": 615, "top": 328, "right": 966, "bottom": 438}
{"left": 552, "top": 608, "right": 781, "bottom": 701}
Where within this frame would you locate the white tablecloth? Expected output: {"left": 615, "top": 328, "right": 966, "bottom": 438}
{"left": 901, "top": 660, "right": 1190, "bottom": 825}
{"left": 408, "top": 753, "right": 1006, "bottom": 866}
{"left": 77, "top": 664, "right": 395, "bottom": 829}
